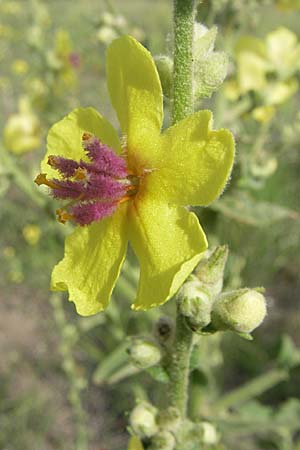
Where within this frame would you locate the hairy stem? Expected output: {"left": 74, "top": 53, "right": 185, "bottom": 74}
{"left": 166, "top": 0, "right": 196, "bottom": 420}
{"left": 172, "top": 0, "right": 196, "bottom": 124}
{"left": 168, "top": 302, "right": 194, "bottom": 417}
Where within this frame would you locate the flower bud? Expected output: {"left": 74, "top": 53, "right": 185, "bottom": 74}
{"left": 128, "top": 338, "right": 161, "bottom": 369}
{"left": 179, "top": 277, "right": 212, "bottom": 330}
{"left": 212, "top": 289, "right": 267, "bottom": 334}
{"left": 129, "top": 402, "right": 158, "bottom": 438}
{"left": 199, "top": 422, "right": 219, "bottom": 445}
{"left": 194, "top": 51, "right": 228, "bottom": 99}
{"left": 154, "top": 55, "right": 173, "bottom": 98}
{"left": 193, "top": 24, "right": 228, "bottom": 99}
{"left": 195, "top": 246, "right": 228, "bottom": 297}
{"left": 148, "top": 431, "right": 175, "bottom": 450}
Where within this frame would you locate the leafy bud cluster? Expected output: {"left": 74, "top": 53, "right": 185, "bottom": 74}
{"left": 179, "top": 246, "right": 267, "bottom": 338}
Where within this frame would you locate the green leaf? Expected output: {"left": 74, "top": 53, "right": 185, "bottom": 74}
{"left": 211, "top": 191, "right": 300, "bottom": 226}
{"left": 277, "top": 334, "right": 300, "bottom": 370}
{"left": 146, "top": 365, "right": 170, "bottom": 383}
{"left": 236, "top": 332, "right": 253, "bottom": 341}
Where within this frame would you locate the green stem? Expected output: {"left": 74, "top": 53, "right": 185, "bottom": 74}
{"left": 166, "top": 0, "right": 196, "bottom": 420}
{"left": 168, "top": 302, "right": 194, "bottom": 418}
{"left": 214, "top": 368, "right": 288, "bottom": 411}
{"left": 1, "top": 149, "right": 46, "bottom": 208}
{"left": 172, "top": 0, "right": 196, "bottom": 124}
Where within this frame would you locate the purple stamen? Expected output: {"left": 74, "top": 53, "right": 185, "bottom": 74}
{"left": 82, "top": 135, "right": 127, "bottom": 178}
{"left": 48, "top": 156, "right": 80, "bottom": 178}
{"left": 71, "top": 201, "right": 117, "bottom": 226}
{"left": 42, "top": 134, "right": 135, "bottom": 226}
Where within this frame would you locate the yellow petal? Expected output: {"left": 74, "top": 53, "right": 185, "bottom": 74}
{"left": 106, "top": 35, "right": 163, "bottom": 165}
{"left": 42, "top": 107, "right": 121, "bottom": 178}
{"left": 51, "top": 205, "right": 128, "bottom": 316}
{"left": 128, "top": 195, "right": 207, "bottom": 311}
{"left": 149, "top": 110, "right": 235, "bottom": 206}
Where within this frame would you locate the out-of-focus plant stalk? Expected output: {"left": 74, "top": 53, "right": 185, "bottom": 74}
{"left": 50, "top": 294, "right": 89, "bottom": 450}
{"left": 213, "top": 368, "right": 289, "bottom": 411}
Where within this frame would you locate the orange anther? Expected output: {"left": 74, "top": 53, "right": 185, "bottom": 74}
{"left": 47, "top": 155, "right": 59, "bottom": 167}
{"left": 56, "top": 208, "right": 73, "bottom": 224}
{"left": 34, "top": 173, "right": 60, "bottom": 190}
{"left": 73, "top": 167, "right": 88, "bottom": 181}
{"left": 82, "top": 132, "right": 92, "bottom": 141}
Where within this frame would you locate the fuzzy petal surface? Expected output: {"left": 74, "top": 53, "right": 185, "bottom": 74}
{"left": 42, "top": 107, "right": 121, "bottom": 178}
{"left": 150, "top": 110, "right": 235, "bottom": 206}
{"left": 128, "top": 194, "right": 207, "bottom": 311}
{"left": 106, "top": 35, "right": 163, "bottom": 166}
{"left": 51, "top": 205, "right": 128, "bottom": 316}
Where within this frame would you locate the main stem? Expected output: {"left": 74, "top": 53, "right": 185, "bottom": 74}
{"left": 168, "top": 300, "right": 194, "bottom": 417}
{"left": 168, "top": 0, "right": 196, "bottom": 418}
{"left": 172, "top": 0, "right": 195, "bottom": 124}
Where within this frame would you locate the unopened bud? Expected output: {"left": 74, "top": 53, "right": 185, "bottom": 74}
{"left": 212, "top": 289, "right": 267, "bottom": 334}
{"left": 195, "top": 246, "right": 228, "bottom": 297}
{"left": 179, "top": 277, "right": 212, "bottom": 330}
{"left": 129, "top": 402, "right": 158, "bottom": 438}
{"left": 193, "top": 24, "right": 228, "bottom": 100}
{"left": 194, "top": 51, "right": 228, "bottom": 99}
{"left": 194, "top": 24, "right": 217, "bottom": 59}
{"left": 199, "top": 422, "right": 219, "bottom": 445}
{"left": 154, "top": 55, "right": 173, "bottom": 98}
{"left": 148, "top": 431, "right": 175, "bottom": 450}
{"left": 128, "top": 338, "right": 161, "bottom": 369}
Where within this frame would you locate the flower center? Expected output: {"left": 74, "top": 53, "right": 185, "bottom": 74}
{"left": 35, "top": 133, "right": 139, "bottom": 226}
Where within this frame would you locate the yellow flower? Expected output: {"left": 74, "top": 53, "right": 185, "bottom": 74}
{"left": 4, "top": 97, "right": 41, "bottom": 154}
{"left": 11, "top": 59, "right": 29, "bottom": 75}
{"left": 37, "top": 35, "right": 234, "bottom": 316}
{"left": 227, "top": 28, "right": 300, "bottom": 110}
{"left": 22, "top": 224, "right": 41, "bottom": 246}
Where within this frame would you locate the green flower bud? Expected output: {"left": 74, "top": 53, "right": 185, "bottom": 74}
{"left": 176, "top": 419, "right": 202, "bottom": 449}
{"left": 154, "top": 55, "right": 173, "bottom": 98}
{"left": 212, "top": 289, "right": 267, "bottom": 334}
{"left": 199, "top": 422, "right": 219, "bottom": 445}
{"left": 129, "top": 402, "right": 158, "bottom": 438}
{"left": 129, "top": 338, "right": 161, "bottom": 369}
{"left": 157, "top": 407, "right": 181, "bottom": 432}
{"left": 194, "top": 51, "right": 228, "bottom": 99}
{"left": 179, "top": 277, "right": 212, "bottom": 330}
{"left": 193, "top": 24, "right": 228, "bottom": 100}
{"left": 194, "top": 24, "right": 217, "bottom": 59}
{"left": 149, "top": 431, "right": 175, "bottom": 450}
{"left": 195, "top": 246, "right": 228, "bottom": 297}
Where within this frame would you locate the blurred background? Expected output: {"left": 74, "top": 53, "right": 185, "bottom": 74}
{"left": 0, "top": 1, "right": 299, "bottom": 449}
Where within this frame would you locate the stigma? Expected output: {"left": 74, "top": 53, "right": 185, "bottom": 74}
{"left": 35, "top": 133, "right": 140, "bottom": 226}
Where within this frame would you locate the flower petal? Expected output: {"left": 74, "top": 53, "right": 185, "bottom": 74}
{"left": 150, "top": 110, "right": 235, "bottom": 206}
{"left": 106, "top": 35, "right": 163, "bottom": 164}
{"left": 42, "top": 107, "right": 121, "bottom": 178}
{"left": 128, "top": 196, "right": 207, "bottom": 311}
{"left": 51, "top": 205, "right": 128, "bottom": 316}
